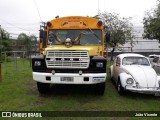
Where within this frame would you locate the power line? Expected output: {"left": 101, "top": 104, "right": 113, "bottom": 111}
{"left": 34, "top": 0, "right": 43, "bottom": 22}
{"left": 0, "top": 18, "right": 30, "bottom": 31}
{"left": 10, "top": 33, "right": 20, "bottom": 36}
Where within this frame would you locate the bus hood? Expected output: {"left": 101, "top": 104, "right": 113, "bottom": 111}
{"left": 44, "top": 45, "right": 102, "bottom": 56}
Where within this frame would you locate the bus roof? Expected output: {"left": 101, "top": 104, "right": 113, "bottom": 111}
{"left": 47, "top": 16, "right": 104, "bottom": 29}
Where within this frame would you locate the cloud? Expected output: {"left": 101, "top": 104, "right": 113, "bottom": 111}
{"left": 0, "top": 0, "right": 158, "bottom": 37}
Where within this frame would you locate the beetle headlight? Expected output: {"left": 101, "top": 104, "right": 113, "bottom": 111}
{"left": 126, "top": 78, "right": 134, "bottom": 85}
{"left": 96, "top": 62, "right": 103, "bottom": 68}
{"left": 34, "top": 61, "right": 41, "bottom": 66}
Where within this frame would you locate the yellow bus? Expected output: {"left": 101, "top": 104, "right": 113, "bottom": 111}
{"left": 32, "top": 16, "right": 110, "bottom": 95}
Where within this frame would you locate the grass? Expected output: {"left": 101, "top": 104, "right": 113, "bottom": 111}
{"left": 0, "top": 59, "right": 160, "bottom": 120}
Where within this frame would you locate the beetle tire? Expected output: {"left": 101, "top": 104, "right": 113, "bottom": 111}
{"left": 110, "top": 70, "right": 114, "bottom": 82}
{"left": 117, "top": 80, "right": 125, "bottom": 95}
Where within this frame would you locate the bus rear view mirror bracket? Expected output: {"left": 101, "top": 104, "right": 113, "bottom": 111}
{"left": 39, "top": 29, "right": 44, "bottom": 39}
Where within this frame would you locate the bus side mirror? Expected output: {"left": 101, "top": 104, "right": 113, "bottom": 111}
{"left": 105, "top": 33, "right": 110, "bottom": 43}
{"left": 39, "top": 29, "right": 44, "bottom": 39}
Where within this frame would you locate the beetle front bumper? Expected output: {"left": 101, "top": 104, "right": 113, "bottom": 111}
{"left": 125, "top": 85, "right": 160, "bottom": 94}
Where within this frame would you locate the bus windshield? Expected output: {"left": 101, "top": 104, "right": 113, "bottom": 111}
{"left": 48, "top": 29, "right": 102, "bottom": 45}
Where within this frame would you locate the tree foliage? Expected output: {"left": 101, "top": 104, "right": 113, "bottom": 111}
{"left": 17, "top": 33, "right": 37, "bottom": 46}
{"left": 17, "top": 33, "right": 29, "bottom": 45}
{"left": 0, "top": 28, "right": 10, "bottom": 40}
{"left": 0, "top": 28, "right": 12, "bottom": 52}
{"left": 96, "top": 12, "right": 134, "bottom": 60}
{"left": 17, "top": 33, "right": 37, "bottom": 58}
{"left": 143, "top": 0, "right": 160, "bottom": 41}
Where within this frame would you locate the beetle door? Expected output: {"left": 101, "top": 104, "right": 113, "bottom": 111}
{"left": 152, "top": 57, "right": 160, "bottom": 74}
{"left": 113, "top": 57, "right": 120, "bottom": 81}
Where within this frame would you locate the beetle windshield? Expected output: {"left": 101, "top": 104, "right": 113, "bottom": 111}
{"left": 48, "top": 29, "right": 102, "bottom": 45}
{"left": 122, "top": 57, "right": 150, "bottom": 66}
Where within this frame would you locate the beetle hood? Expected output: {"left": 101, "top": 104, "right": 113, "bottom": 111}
{"left": 122, "top": 65, "right": 158, "bottom": 87}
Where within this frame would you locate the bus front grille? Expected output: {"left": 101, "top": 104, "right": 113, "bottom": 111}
{"left": 46, "top": 50, "right": 90, "bottom": 69}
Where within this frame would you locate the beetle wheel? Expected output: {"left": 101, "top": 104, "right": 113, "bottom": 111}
{"left": 117, "top": 80, "right": 125, "bottom": 95}
{"left": 110, "top": 71, "right": 114, "bottom": 82}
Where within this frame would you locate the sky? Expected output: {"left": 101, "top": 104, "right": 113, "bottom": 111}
{"left": 0, "top": 0, "right": 158, "bottom": 38}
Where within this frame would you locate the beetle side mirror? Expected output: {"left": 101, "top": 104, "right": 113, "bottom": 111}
{"left": 116, "top": 61, "right": 120, "bottom": 66}
{"left": 105, "top": 32, "right": 110, "bottom": 43}
{"left": 116, "top": 63, "right": 120, "bottom": 66}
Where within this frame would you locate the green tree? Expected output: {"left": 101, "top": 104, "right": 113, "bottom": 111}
{"left": 0, "top": 27, "right": 12, "bottom": 61}
{"left": 17, "top": 33, "right": 37, "bottom": 57}
{"left": 29, "top": 34, "right": 37, "bottom": 55}
{"left": 17, "top": 33, "right": 31, "bottom": 58}
{"left": 96, "top": 12, "right": 135, "bottom": 60}
{"left": 0, "top": 28, "right": 12, "bottom": 52}
{"left": 143, "top": 0, "right": 160, "bottom": 41}
{"left": 17, "top": 33, "right": 29, "bottom": 44}
{"left": 0, "top": 28, "right": 9, "bottom": 39}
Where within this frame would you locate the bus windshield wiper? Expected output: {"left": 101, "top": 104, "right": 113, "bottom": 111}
{"left": 88, "top": 28, "right": 100, "bottom": 40}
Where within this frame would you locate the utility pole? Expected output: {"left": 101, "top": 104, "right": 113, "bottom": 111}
{"left": 0, "top": 25, "right": 2, "bottom": 80}
{"left": 0, "top": 25, "right": 2, "bottom": 62}
{"left": 0, "top": 25, "right": 1, "bottom": 37}
{"left": 98, "top": 0, "right": 100, "bottom": 15}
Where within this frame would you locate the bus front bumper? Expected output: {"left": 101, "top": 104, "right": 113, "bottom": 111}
{"left": 32, "top": 72, "right": 106, "bottom": 84}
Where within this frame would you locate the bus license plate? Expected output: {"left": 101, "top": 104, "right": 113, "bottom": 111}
{"left": 61, "top": 77, "right": 74, "bottom": 82}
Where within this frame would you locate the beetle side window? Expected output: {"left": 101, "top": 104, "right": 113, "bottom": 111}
{"left": 149, "top": 56, "right": 155, "bottom": 58}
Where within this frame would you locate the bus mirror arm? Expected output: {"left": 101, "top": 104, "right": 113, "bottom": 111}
{"left": 39, "top": 29, "right": 44, "bottom": 39}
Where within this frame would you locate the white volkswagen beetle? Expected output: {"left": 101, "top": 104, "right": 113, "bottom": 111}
{"left": 110, "top": 53, "right": 160, "bottom": 95}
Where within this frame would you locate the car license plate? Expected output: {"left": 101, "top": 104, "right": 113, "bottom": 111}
{"left": 61, "top": 77, "right": 74, "bottom": 82}
{"left": 155, "top": 93, "right": 160, "bottom": 96}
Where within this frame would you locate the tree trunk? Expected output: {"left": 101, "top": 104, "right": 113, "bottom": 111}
{"left": 111, "top": 47, "right": 115, "bottom": 61}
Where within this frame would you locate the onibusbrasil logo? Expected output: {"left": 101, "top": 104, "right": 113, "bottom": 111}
{"left": 1, "top": 112, "right": 42, "bottom": 118}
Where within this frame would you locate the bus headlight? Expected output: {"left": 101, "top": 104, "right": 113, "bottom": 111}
{"left": 96, "top": 62, "right": 103, "bottom": 68}
{"left": 34, "top": 61, "right": 41, "bottom": 66}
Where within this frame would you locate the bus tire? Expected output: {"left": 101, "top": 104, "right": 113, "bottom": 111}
{"left": 37, "top": 82, "right": 50, "bottom": 94}
{"left": 95, "top": 82, "right": 105, "bottom": 95}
